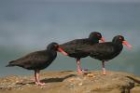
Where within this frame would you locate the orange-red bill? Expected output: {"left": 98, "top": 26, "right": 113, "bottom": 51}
{"left": 57, "top": 47, "right": 68, "bottom": 56}
{"left": 123, "top": 41, "right": 132, "bottom": 49}
{"left": 99, "top": 37, "right": 105, "bottom": 43}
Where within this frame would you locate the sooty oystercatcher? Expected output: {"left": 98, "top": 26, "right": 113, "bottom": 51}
{"left": 78, "top": 35, "right": 132, "bottom": 75}
{"left": 6, "top": 42, "right": 68, "bottom": 85}
{"left": 60, "top": 31, "right": 105, "bottom": 74}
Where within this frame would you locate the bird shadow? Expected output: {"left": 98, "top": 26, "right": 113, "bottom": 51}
{"left": 126, "top": 76, "right": 140, "bottom": 84}
{"left": 16, "top": 74, "right": 76, "bottom": 85}
{"left": 41, "top": 74, "right": 76, "bottom": 83}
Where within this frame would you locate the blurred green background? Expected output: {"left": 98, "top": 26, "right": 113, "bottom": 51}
{"left": 0, "top": 0, "right": 140, "bottom": 77}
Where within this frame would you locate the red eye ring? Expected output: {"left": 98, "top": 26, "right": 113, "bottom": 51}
{"left": 119, "top": 37, "right": 122, "bottom": 40}
{"left": 96, "top": 34, "right": 100, "bottom": 37}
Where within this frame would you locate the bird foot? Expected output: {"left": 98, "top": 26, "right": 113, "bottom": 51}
{"left": 77, "top": 69, "right": 83, "bottom": 75}
{"left": 102, "top": 71, "right": 108, "bottom": 75}
{"left": 102, "top": 72, "right": 107, "bottom": 75}
{"left": 102, "top": 68, "right": 107, "bottom": 75}
{"left": 102, "top": 71, "right": 111, "bottom": 75}
{"left": 82, "top": 69, "right": 88, "bottom": 74}
{"left": 35, "top": 82, "right": 45, "bottom": 86}
{"left": 77, "top": 69, "right": 88, "bottom": 75}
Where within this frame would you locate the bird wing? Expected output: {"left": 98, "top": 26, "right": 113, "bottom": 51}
{"left": 60, "top": 38, "right": 90, "bottom": 54}
{"left": 76, "top": 42, "right": 116, "bottom": 59}
{"left": 9, "top": 50, "right": 52, "bottom": 69}
{"left": 90, "top": 43, "right": 115, "bottom": 55}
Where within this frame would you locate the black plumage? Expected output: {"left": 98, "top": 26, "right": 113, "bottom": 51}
{"left": 60, "top": 31, "right": 105, "bottom": 74}
{"left": 6, "top": 42, "right": 68, "bottom": 85}
{"left": 78, "top": 35, "right": 132, "bottom": 74}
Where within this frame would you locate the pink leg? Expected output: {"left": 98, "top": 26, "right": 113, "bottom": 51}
{"left": 76, "top": 59, "right": 83, "bottom": 74}
{"left": 34, "top": 70, "right": 45, "bottom": 86}
{"left": 102, "top": 61, "right": 106, "bottom": 75}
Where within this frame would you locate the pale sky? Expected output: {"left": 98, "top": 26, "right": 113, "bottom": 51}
{"left": 1, "top": 0, "right": 140, "bottom": 3}
{"left": 0, "top": 0, "right": 140, "bottom": 51}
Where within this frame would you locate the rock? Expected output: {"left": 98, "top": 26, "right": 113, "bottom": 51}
{"left": 0, "top": 71, "right": 140, "bottom": 93}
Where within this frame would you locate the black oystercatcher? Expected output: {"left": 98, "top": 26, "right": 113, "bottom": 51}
{"left": 6, "top": 42, "right": 68, "bottom": 85}
{"left": 60, "top": 32, "right": 105, "bottom": 74}
{"left": 78, "top": 35, "right": 132, "bottom": 75}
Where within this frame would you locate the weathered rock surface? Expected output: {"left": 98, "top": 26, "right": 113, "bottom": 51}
{"left": 0, "top": 71, "right": 140, "bottom": 93}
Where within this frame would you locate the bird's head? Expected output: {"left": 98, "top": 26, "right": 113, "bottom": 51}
{"left": 47, "top": 42, "right": 68, "bottom": 56}
{"left": 89, "top": 31, "right": 105, "bottom": 43}
{"left": 112, "top": 35, "right": 132, "bottom": 49}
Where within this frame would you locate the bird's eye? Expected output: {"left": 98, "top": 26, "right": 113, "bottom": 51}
{"left": 55, "top": 45, "right": 58, "bottom": 48}
{"left": 96, "top": 34, "right": 100, "bottom": 37}
{"left": 119, "top": 37, "right": 122, "bottom": 40}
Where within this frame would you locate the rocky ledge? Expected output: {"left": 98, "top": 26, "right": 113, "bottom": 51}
{"left": 0, "top": 71, "right": 140, "bottom": 93}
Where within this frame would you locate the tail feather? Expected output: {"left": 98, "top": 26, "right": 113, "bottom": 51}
{"left": 6, "top": 61, "right": 16, "bottom": 67}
